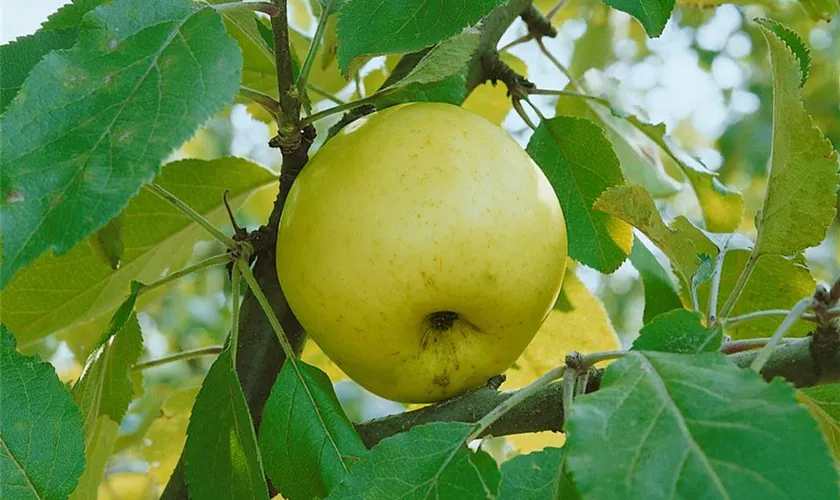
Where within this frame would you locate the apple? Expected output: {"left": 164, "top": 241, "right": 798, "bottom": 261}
{"left": 276, "top": 102, "right": 567, "bottom": 403}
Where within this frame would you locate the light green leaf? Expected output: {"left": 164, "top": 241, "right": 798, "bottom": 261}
{"left": 527, "top": 116, "right": 632, "bottom": 273}
{"left": 392, "top": 28, "right": 480, "bottom": 90}
{"left": 628, "top": 237, "right": 683, "bottom": 324}
{"left": 594, "top": 185, "right": 717, "bottom": 283}
{"left": 498, "top": 447, "right": 579, "bottom": 500}
{"left": 701, "top": 252, "right": 815, "bottom": 340}
{"left": 565, "top": 351, "right": 839, "bottom": 499}
{"left": 796, "top": 0, "right": 839, "bottom": 21}
{"left": 328, "top": 422, "right": 500, "bottom": 499}
{"left": 603, "top": 0, "right": 674, "bottom": 37}
{"left": 752, "top": 22, "right": 838, "bottom": 256}
{"left": 0, "top": 29, "right": 77, "bottom": 113}
{"left": 259, "top": 360, "right": 366, "bottom": 499}
{"left": 632, "top": 309, "right": 721, "bottom": 353}
{"left": 67, "top": 311, "right": 143, "bottom": 499}
{"left": 184, "top": 349, "right": 269, "bottom": 500}
{"left": 0, "top": 0, "right": 243, "bottom": 288}
{"left": 628, "top": 119, "right": 744, "bottom": 232}
{"left": 691, "top": 253, "right": 714, "bottom": 301}
{"left": 217, "top": 8, "right": 278, "bottom": 97}
{"left": 336, "top": 0, "right": 504, "bottom": 75}
{"left": 1, "top": 157, "right": 275, "bottom": 347}
{"left": 0, "top": 325, "right": 86, "bottom": 499}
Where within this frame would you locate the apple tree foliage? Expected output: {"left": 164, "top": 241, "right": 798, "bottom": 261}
{"left": 1, "top": 0, "right": 840, "bottom": 499}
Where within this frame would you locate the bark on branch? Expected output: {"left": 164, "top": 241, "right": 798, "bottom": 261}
{"left": 356, "top": 337, "right": 840, "bottom": 448}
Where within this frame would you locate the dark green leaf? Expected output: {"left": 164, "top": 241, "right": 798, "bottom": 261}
{"left": 0, "top": 325, "right": 86, "bottom": 499}
{"left": 328, "top": 422, "right": 500, "bottom": 499}
{"left": 565, "top": 351, "right": 839, "bottom": 499}
{"left": 336, "top": 0, "right": 504, "bottom": 75}
{"left": 0, "top": 0, "right": 242, "bottom": 288}
{"left": 42, "top": 0, "right": 109, "bottom": 31}
{"left": 184, "top": 349, "right": 269, "bottom": 500}
{"left": 527, "top": 116, "right": 632, "bottom": 273}
{"left": 498, "top": 447, "right": 579, "bottom": 500}
{"left": 391, "top": 28, "right": 479, "bottom": 90}
{"left": 89, "top": 214, "right": 124, "bottom": 270}
{"left": 259, "top": 360, "right": 366, "bottom": 499}
{"left": 603, "top": 0, "right": 674, "bottom": 37}
{"left": 756, "top": 18, "right": 811, "bottom": 85}
{"left": 628, "top": 237, "right": 682, "bottom": 323}
{"left": 632, "top": 309, "right": 721, "bottom": 353}
{"left": 0, "top": 29, "right": 77, "bottom": 113}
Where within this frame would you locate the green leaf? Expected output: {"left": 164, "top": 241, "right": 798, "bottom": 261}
{"left": 328, "top": 422, "right": 500, "bottom": 499}
{"left": 184, "top": 349, "right": 269, "bottom": 500}
{"left": 796, "top": 0, "right": 839, "bottom": 21}
{"left": 756, "top": 18, "right": 811, "bottom": 85}
{"left": 89, "top": 214, "right": 124, "bottom": 270}
{"left": 1, "top": 157, "right": 275, "bottom": 347}
{"left": 218, "top": 9, "right": 278, "bottom": 97}
{"left": 391, "top": 28, "right": 479, "bottom": 90}
{"left": 690, "top": 253, "right": 714, "bottom": 301}
{"left": 0, "top": 29, "right": 77, "bottom": 113}
{"left": 798, "top": 385, "right": 840, "bottom": 465}
{"left": 526, "top": 116, "right": 632, "bottom": 273}
{"left": 0, "top": 0, "right": 243, "bottom": 288}
{"left": 700, "top": 252, "right": 815, "bottom": 340}
{"left": 628, "top": 237, "right": 683, "bottom": 324}
{"left": 42, "top": 0, "right": 109, "bottom": 31}
{"left": 602, "top": 0, "right": 674, "bottom": 37}
{"left": 565, "top": 351, "right": 839, "bottom": 499}
{"left": 498, "top": 447, "right": 579, "bottom": 500}
{"left": 632, "top": 309, "right": 721, "bottom": 353}
{"left": 627, "top": 118, "right": 744, "bottom": 233}
{"left": 69, "top": 314, "right": 143, "bottom": 498}
{"left": 259, "top": 360, "right": 366, "bottom": 499}
{"left": 336, "top": 0, "right": 504, "bottom": 75}
{"left": 0, "top": 325, "right": 86, "bottom": 499}
{"left": 555, "top": 91, "right": 682, "bottom": 199}
{"left": 752, "top": 22, "right": 838, "bottom": 257}
{"left": 594, "top": 185, "right": 717, "bottom": 283}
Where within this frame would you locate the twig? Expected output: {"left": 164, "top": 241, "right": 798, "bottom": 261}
{"left": 144, "top": 184, "right": 238, "bottom": 250}
{"left": 212, "top": 1, "right": 279, "bottom": 16}
{"left": 562, "top": 367, "right": 577, "bottom": 415}
{"left": 302, "top": 90, "right": 392, "bottom": 125}
{"left": 536, "top": 38, "right": 575, "bottom": 82}
{"left": 239, "top": 87, "right": 281, "bottom": 116}
{"left": 467, "top": 365, "right": 566, "bottom": 441}
{"left": 546, "top": 0, "right": 570, "bottom": 20}
{"left": 230, "top": 264, "right": 241, "bottom": 362}
{"left": 750, "top": 297, "right": 816, "bottom": 372}
{"left": 707, "top": 238, "right": 730, "bottom": 325}
{"left": 237, "top": 259, "right": 297, "bottom": 358}
{"left": 724, "top": 309, "right": 819, "bottom": 327}
{"left": 139, "top": 254, "right": 233, "bottom": 297}
{"left": 296, "top": 0, "right": 333, "bottom": 94}
{"left": 308, "top": 84, "right": 345, "bottom": 105}
{"left": 499, "top": 34, "right": 533, "bottom": 52}
{"left": 527, "top": 88, "right": 610, "bottom": 107}
{"left": 133, "top": 346, "right": 224, "bottom": 371}
{"left": 718, "top": 253, "right": 759, "bottom": 321}
{"left": 512, "top": 99, "right": 538, "bottom": 130}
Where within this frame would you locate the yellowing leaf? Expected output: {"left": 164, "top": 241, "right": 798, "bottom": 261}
{"left": 504, "top": 267, "right": 621, "bottom": 390}
{"left": 142, "top": 387, "right": 201, "bottom": 487}
{"left": 594, "top": 185, "right": 717, "bottom": 283}
{"left": 97, "top": 473, "right": 156, "bottom": 500}
{"left": 753, "top": 22, "right": 839, "bottom": 257}
{"left": 463, "top": 54, "right": 527, "bottom": 125}
{"left": 798, "top": 390, "right": 840, "bottom": 467}
{"left": 506, "top": 431, "right": 566, "bottom": 455}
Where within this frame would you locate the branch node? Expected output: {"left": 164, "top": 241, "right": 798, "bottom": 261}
{"left": 520, "top": 4, "right": 558, "bottom": 39}
{"left": 482, "top": 51, "right": 535, "bottom": 100}
{"left": 486, "top": 374, "right": 506, "bottom": 390}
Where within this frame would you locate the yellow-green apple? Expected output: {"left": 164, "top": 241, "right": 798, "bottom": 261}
{"left": 276, "top": 102, "right": 567, "bottom": 403}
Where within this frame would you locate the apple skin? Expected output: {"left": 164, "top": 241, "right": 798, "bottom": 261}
{"left": 276, "top": 102, "right": 567, "bottom": 403}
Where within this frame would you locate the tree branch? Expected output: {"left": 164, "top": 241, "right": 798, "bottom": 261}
{"left": 356, "top": 337, "right": 840, "bottom": 448}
